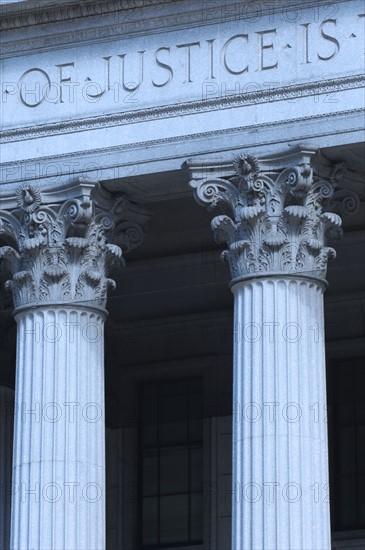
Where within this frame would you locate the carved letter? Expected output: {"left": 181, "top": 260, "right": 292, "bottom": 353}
{"left": 118, "top": 51, "right": 145, "bottom": 92}
{"left": 317, "top": 19, "right": 340, "bottom": 60}
{"left": 222, "top": 34, "right": 249, "bottom": 75}
{"left": 256, "top": 29, "right": 278, "bottom": 71}
{"left": 176, "top": 41, "right": 200, "bottom": 83}
{"left": 84, "top": 57, "right": 111, "bottom": 99}
{"left": 206, "top": 39, "right": 216, "bottom": 79}
{"left": 18, "top": 68, "right": 51, "bottom": 108}
{"left": 301, "top": 23, "right": 311, "bottom": 64}
{"left": 55, "top": 62, "right": 75, "bottom": 103}
{"left": 152, "top": 47, "right": 173, "bottom": 88}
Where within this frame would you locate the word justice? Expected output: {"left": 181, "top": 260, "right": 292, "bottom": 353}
{"left": 9, "top": 19, "right": 342, "bottom": 107}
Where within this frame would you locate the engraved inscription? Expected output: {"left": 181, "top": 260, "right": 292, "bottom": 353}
{"left": 10, "top": 18, "right": 345, "bottom": 108}
{"left": 0, "top": 6, "right": 363, "bottom": 125}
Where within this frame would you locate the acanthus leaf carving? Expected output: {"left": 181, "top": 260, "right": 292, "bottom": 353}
{"left": 189, "top": 150, "right": 358, "bottom": 282}
{"left": 0, "top": 181, "right": 149, "bottom": 311}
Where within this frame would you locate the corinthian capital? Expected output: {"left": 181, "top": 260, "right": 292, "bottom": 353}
{"left": 188, "top": 148, "right": 356, "bottom": 283}
{"left": 0, "top": 180, "right": 149, "bottom": 312}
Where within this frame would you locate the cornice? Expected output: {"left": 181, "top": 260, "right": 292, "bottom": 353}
{"left": 0, "top": 0, "right": 346, "bottom": 52}
{"left": 0, "top": 3, "right": 200, "bottom": 58}
{"left": 1, "top": 108, "right": 363, "bottom": 192}
{"left": 0, "top": 0, "right": 175, "bottom": 31}
{"left": 1, "top": 74, "right": 364, "bottom": 144}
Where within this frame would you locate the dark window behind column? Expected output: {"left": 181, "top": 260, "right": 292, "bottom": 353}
{"left": 327, "top": 357, "right": 365, "bottom": 531}
{"left": 138, "top": 378, "right": 203, "bottom": 548}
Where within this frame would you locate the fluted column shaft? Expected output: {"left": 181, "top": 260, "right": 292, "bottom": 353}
{"left": 231, "top": 276, "right": 330, "bottom": 550}
{"left": 11, "top": 307, "right": 106, "bottom": 550}
{"left": 0, "top": 386, "right": 14, "bottom": 550}
{"left": 187, "top": 148, "right": 352, "bottom": 550}
{"left": 0, "top": 180, "right": 148, "bottom": 549}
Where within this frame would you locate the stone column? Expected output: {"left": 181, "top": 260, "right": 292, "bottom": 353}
{"left": 0, "top": 385, "right": 14, "bottom": 550}
{"left": 188, "top": 149, "right": 352, "bottom": 550}
{"left": 0, "top": 181, "right": 148, "bottom": 550}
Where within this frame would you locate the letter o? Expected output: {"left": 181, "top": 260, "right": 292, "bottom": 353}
{"left": 83, "top": 402, "right": 102, "bottom": 423}
{"left": 241, "top": 1, "right": 263, "bottom": 23}
{"left": 82, "top": 322, "right": 102, "bottom": 343}
{"left": 42, "top": 162, "right": 62, "bottom": 184}
{"left": 243, "top": 402, "right": 262, "bottom": 423}
{"left": 282, "top": 322, "right": 302, "bottom": 343}
{"left": 242, "top": 81, "right": 262, "bottom": 94}
{"left": 282, "top": 7, "right": 302, "bottom": 22}
{"left": 283, "top": 482, "right": 302, "bottom": 503}
{"left": 43, "top": 322, "right": 62, "bottom": 343}
{"left": 83, "top": 482, "right": 101, "bottom": 503}
{"left": 244, "top": 482, "right": 262, "bottom": 503}
{"left": 282, "top": 402, "right": 302, "bottom": 423}
{"left": 43, "top": 402, "right": 62, "bottom": 423}
{"left": 244, "top": 322, "right": 261, "bottom": 343}
{"left": 43, "top": 482, "right": 62, "bottom": 503}
{"left": 82, "top": 81, "right": 103, "bottom": 103}
{"left": 19, "top": 68, "right": 51, "bottom": 107}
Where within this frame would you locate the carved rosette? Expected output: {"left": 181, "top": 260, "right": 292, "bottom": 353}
{"left": 189, "top": 152, "right": 354, "bottom": 283}
{"left": 0, "top": 182, "right": 147, "bottom": 312}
